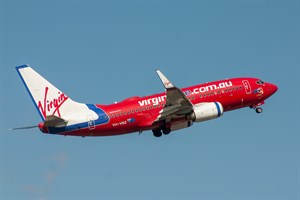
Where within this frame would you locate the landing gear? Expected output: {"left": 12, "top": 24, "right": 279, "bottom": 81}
{"left": 152, "top": 128, "right": 171, "bottom": 137}
{"left": 152, "top": 129, "right": 162, "bottom": 137}
{"left": 255, "top": 107, "right": 263, "bottom": 113}
{"left": 162, "top": 128, "right": 171, "bottom": 135}
{"left": 251, "top": 102, "right": 264, "bottom": 114}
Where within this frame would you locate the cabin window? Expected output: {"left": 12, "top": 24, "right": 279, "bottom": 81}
{"left": 116, "top": 113, "right": 119, "bottom": 117}
{"left": 218, "top": 90, "right": 221, "bottom": 94}
{"left": 200, "top": 94, "right": 202, "bottom": 98}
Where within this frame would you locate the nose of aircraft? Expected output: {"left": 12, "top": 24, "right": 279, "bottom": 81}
{"left": 267, "top": 83, "right": 278, "bottom": 95}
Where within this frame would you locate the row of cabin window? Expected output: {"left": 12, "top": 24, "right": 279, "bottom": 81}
{"left": 188, "top": 86, "right": 243, "bottom": 100}
{"left": 110, "top": 103, "right": 166, "bottom": 118}
{"left": 111, "top": 86, "right": 243, "bottom": 118}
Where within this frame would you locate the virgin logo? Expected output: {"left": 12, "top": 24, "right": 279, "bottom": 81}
{"left": 38, "top": 87, "right": 68, "bottom": 118}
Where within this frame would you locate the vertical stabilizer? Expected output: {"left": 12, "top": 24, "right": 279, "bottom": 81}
{"left": 16, "top": 65, "right": 89, "bottom": 121}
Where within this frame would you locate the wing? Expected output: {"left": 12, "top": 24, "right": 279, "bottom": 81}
{"left": 155, "top": 70, "right": 194, "bottom": 121}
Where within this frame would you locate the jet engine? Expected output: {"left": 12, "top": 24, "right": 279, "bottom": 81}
{"left": 189, "top": 102, "right": 224, "bottom": 122}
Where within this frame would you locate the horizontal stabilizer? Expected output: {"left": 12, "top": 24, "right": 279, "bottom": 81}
{"left": 44, "top": 115, "right": 68, "bottom": 128}
{"left": 9, "top": 125, "right": 38, "bottom": 131}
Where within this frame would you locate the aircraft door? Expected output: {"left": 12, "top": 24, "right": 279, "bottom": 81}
{"left": 87, "top": 115, "right": 95, "bottom": 130}
{"left": 242, "top": 80, "right": 252, "bottom": 94}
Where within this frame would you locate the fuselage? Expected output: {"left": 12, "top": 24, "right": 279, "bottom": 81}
{"left": 39, "top": 77, "right": 277, "bottom": 137}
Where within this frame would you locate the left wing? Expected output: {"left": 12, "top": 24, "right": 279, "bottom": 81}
{"left": 155, "top": 70, "right": 194, "bottom": 121}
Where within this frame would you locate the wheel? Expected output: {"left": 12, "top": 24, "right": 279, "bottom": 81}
{"left": 162, "top": 128, "right": 171, "bottom": 135}
{"left": 152, "top": 130, "right": 162, "bottom": 137}
{"left": 255, "top": 107, "right": 263, "bottom": 113}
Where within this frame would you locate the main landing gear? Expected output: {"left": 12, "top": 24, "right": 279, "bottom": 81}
{"left": 152, "top": 128, "right": 171, "bottom": 137}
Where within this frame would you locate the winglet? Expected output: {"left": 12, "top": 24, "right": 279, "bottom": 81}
{"left": 155, "top": 70, "right": 174, "bottom": 89}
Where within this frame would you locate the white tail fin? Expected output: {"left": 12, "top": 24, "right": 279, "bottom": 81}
{"left": 16, "top": 64, "right": 89, "bottom": 121}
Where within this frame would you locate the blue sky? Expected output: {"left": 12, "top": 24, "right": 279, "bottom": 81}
{"left": 1, "top": 1, "right": 299, "bottom": 200}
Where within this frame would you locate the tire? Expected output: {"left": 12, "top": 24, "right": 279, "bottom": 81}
{"left": 255, "top": 107, "right": 263, "bottom": 113}
{"left": 162, "top": 128, "right": 171, "bottom": 135}
{"left": 152, "top": 130, "right": 162, "bottom": 137}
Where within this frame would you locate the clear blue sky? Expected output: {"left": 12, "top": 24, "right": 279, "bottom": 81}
{"left": 1, "top": 1, "right": 299, "bottom": 200}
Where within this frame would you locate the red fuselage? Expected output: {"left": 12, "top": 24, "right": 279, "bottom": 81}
{"left": 44, "top": 77, "right": 277, "bottom": 137}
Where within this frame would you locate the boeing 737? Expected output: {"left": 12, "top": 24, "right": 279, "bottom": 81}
{"left": 15, "top": 64, "right": 278, "bottom": 137}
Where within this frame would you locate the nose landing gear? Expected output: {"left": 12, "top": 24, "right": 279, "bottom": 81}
{"left": 255, "top": 107, "right": 263, "bottom": 113}
{"left": 250, "top": 102, "right": 264, "bottom": 114}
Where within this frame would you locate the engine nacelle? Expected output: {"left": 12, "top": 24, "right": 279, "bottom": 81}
{"left": 190, "top": 102, "right": 224, "bottom": 122}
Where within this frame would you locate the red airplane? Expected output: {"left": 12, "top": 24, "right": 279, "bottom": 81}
{"left": 15, "top": 64, "right": 278, "bottom": 137}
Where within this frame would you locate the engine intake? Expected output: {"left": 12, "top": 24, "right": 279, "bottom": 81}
{"left": 190, "top": 102, "right": 224, "bottom": 122}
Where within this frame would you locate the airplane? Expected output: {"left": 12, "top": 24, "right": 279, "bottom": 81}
{"left": 14, "top": 64, "right": 278, "bottom": 137}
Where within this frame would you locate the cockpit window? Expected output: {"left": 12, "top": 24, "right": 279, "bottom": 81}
{"left": 256, "top": 80, "right": 264, "bottom": 85}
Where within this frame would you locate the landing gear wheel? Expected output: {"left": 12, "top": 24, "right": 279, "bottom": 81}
{"left": 152, "top": 130, "right": 162, "bottom": 137}
{"left": 255, "top": 107, "right": 263, "bottom": 113}
{"left": 162, "top": 128, "right": 171, "bottom": 135}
